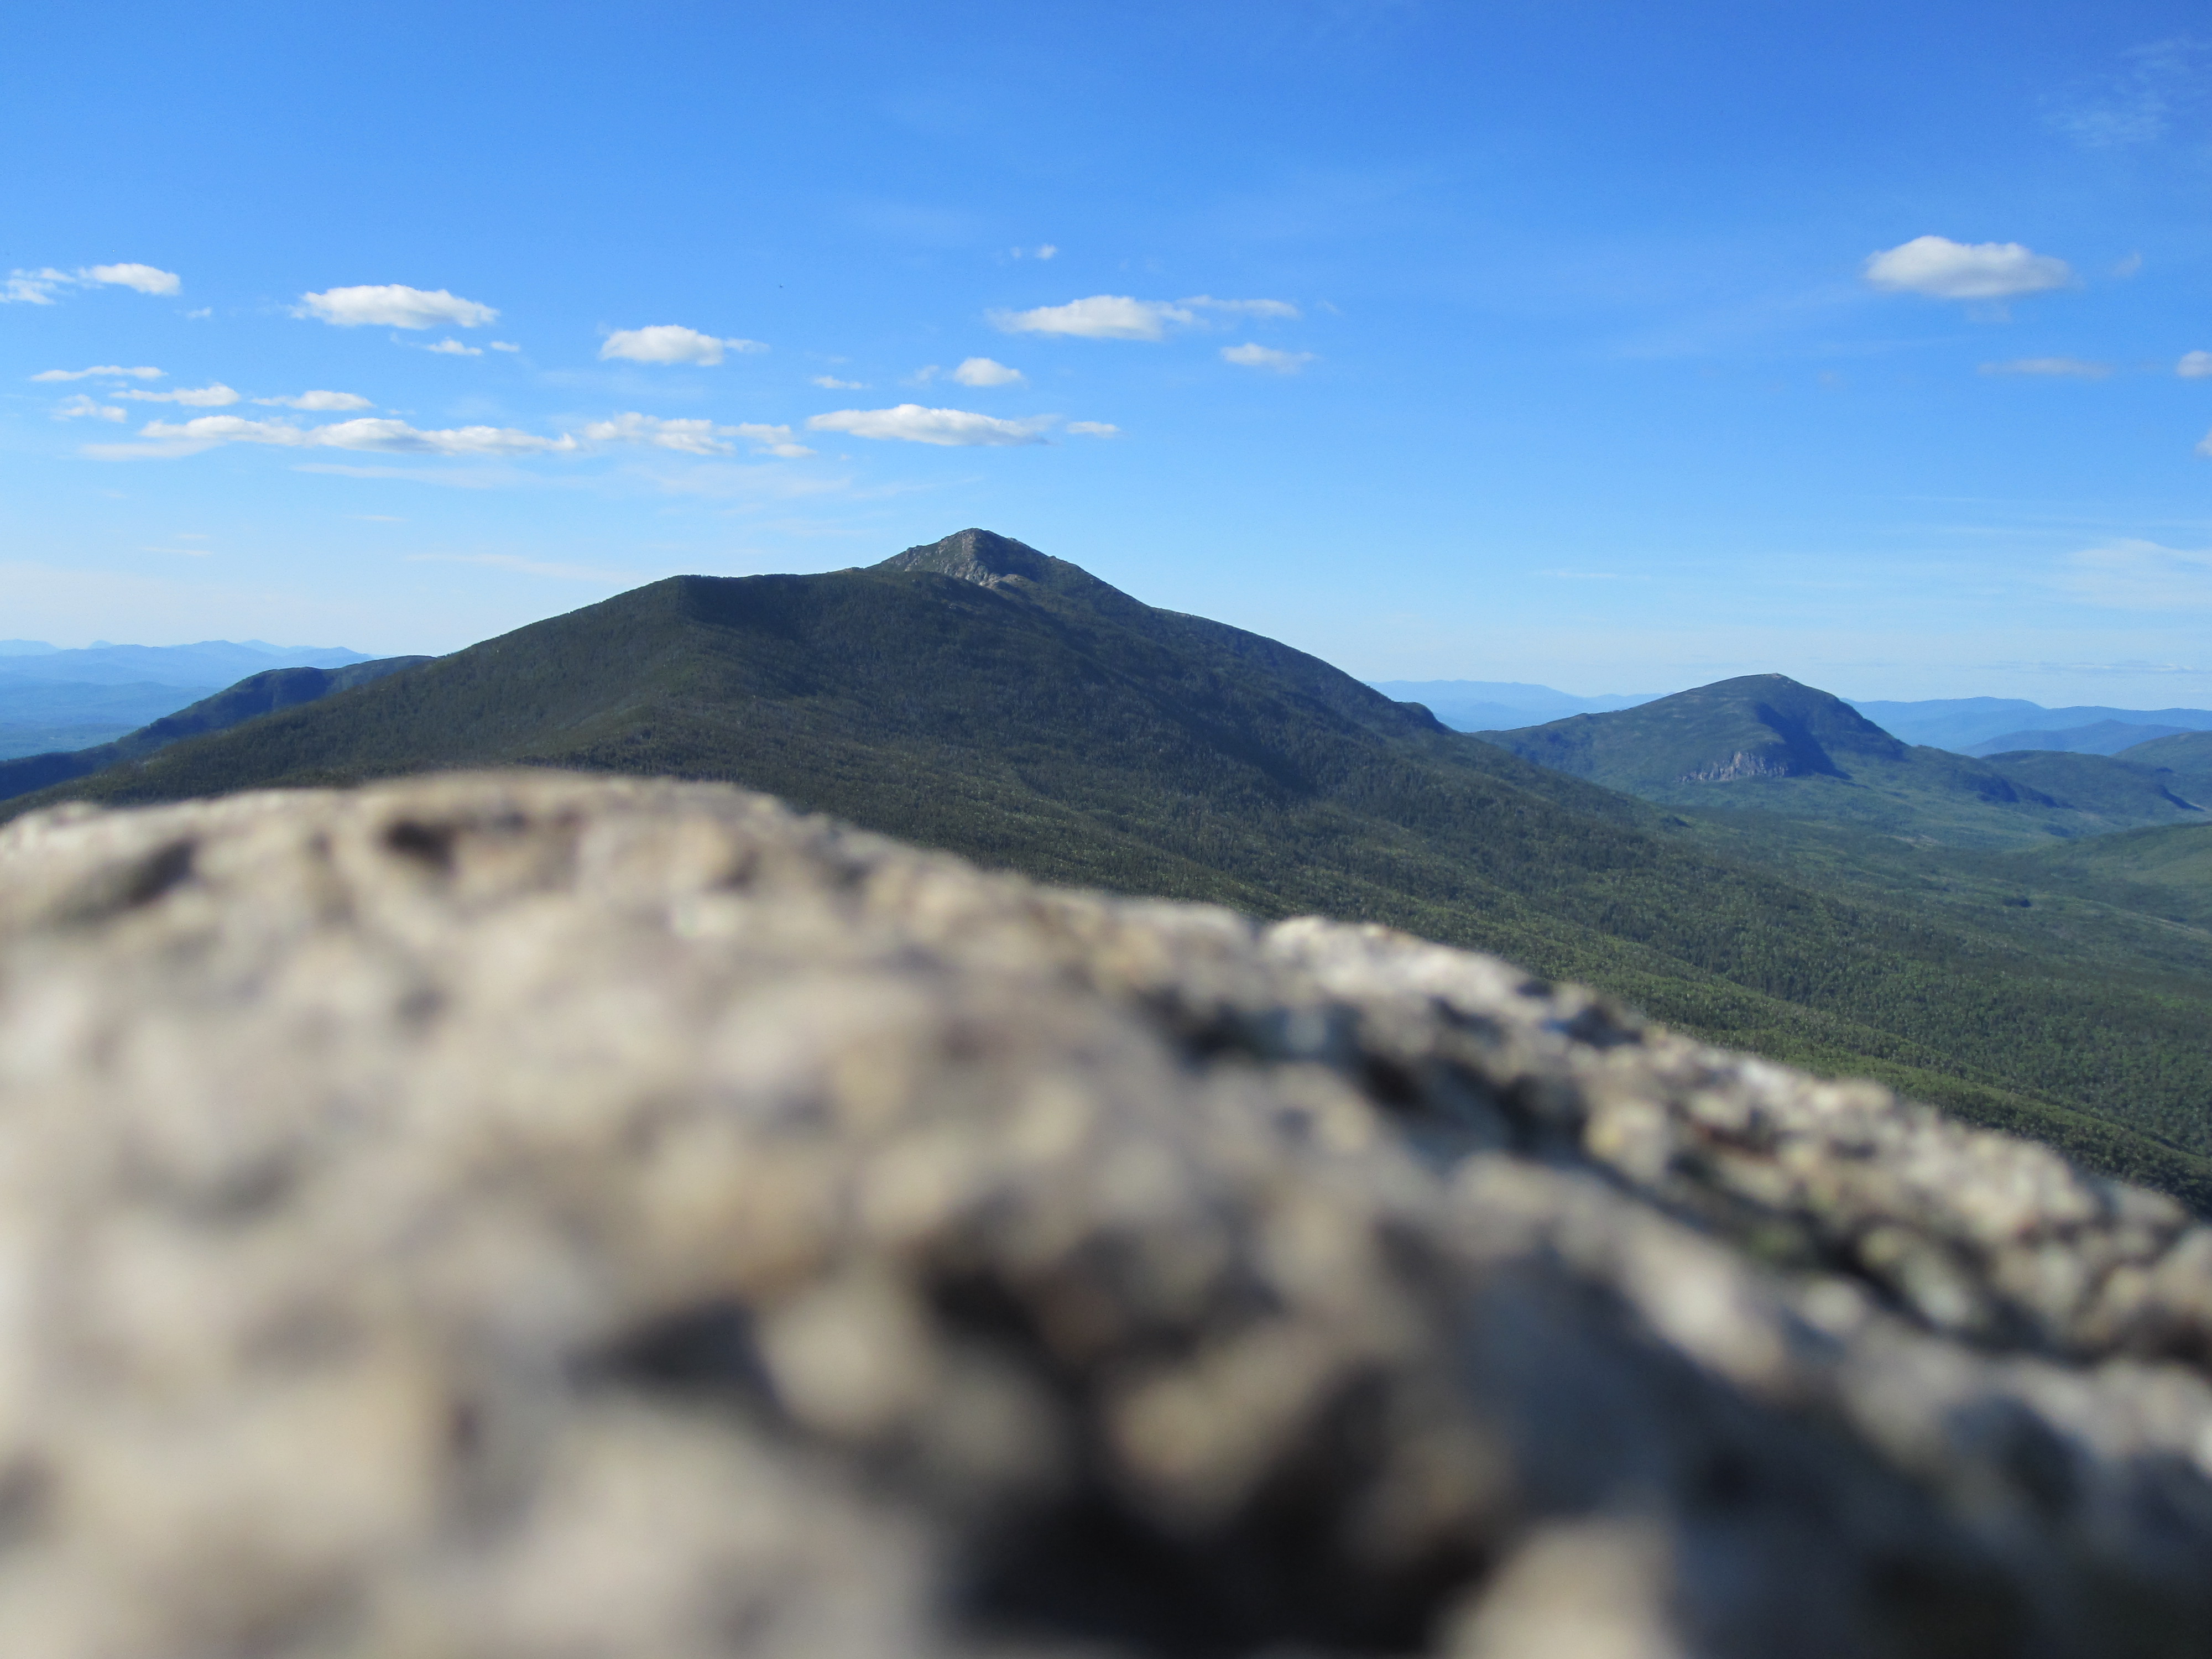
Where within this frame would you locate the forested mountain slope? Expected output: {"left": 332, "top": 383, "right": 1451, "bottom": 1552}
{"left": 1483, "top": 674, "right": 2205, "bottom": 847}
{"left": 0, "top": 656, "right": 431, "bottom": 804}
{"left": 10, "top": 530, "right": 2211, "bottom": 1205}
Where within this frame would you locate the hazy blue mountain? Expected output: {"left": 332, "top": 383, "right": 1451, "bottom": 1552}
{"left": 0, "top": 640, "right": 373, "bottom": 689}
{"left": 1966, "top": 720, "right": 2195, "bottom": 758}
{"left": 0, "top": 682, "right": 224, "bottom": 758}
{"left": 1481, "top": 674, "right": 2205, "bottom": 847}
{"left": 1369, "top": 679, "right": 1663, "bottom": 731}
{"left": 1850, "top": 696, "right": 2212, "bottom": 752}
{"left": 0, "top": 658, "right": 432, "bottom": 803}
{"left": 0, "top": 640, "right": 381, "bottom": 753}
{"left": 1, "top": 723, "right": 143, "bottom": 761}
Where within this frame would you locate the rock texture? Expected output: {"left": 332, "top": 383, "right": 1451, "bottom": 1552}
{"left": 1, "top": 771, "right": 2210, "bottom": 1658}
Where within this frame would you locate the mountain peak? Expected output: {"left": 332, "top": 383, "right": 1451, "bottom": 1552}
{"left": 876, "top": 529, "right": 1062, "bottom": 588}
{"left": 871, "top": 529, "right": 1162, "bottom": 627}
{"left": 1480, "top": 672, "right": 1913, "bottom": 794}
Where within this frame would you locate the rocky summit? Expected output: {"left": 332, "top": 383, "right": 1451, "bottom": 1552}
{"left": 2, "top": 774, "right": 2211, "bottom": 1657}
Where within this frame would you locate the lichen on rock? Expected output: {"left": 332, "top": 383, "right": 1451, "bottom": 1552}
{"left": 0, "top": 771, "right": 2209, "bottom": 1656}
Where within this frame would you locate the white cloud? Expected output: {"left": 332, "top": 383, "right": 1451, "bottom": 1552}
{"left": 599, "top": 325, "right": 767, "bottom": 365}
{"left": 293, "top": 417, "right": 578, "bottom": 455}
{"left": 2060, "top": 539, "right": 2212, "bottom": 608}
{"left": 989, "top": 293, "right": 1300, "bottom": 340}
{"left": 1010, "top": 244, "right": 1060, "bottom": 260}
{"left": 32, "top": 365, "right": 163, "bottom": 382}
{"left": 2046, "top": 40, "right": 2212, "bottom": 150}
{"left": 298, "top": 284, "right": 500, "bottom": 329}
{"left": 255, "top": 390, "right": 375, "bottom": 411}
{"left": 580, "top": 413, "right": 812, "bottom": 458}
{"left": 425, "top": 338, "right": 483, "bottom": 356}
{"left": 105, "top": 415, "right": 577, "bottom": 459}
{"left": 812, "top": 374, "right": 867, "bottom": 389}
{"left": 724, "top": 422, "right": 814, "bottom": 458}
{"left": 3, "top": 269, "right": 69, "bottom": 304}
{"left": 1221, "top": 342, "right": 1316, "bottom": 373}
{"left": 85, "top": 263, "right": 180, "bottom": 295}
{"left": 990, "top": 295, "right": 1194, "bottom": 340}
{"left": 806, "top": 404, "right": 1055, "bottom": 446}
{"left": 1186, "top": 295, "right": 1301, "bottom": 321}
{"left": 116, "top": 383, "right": 242, "bottom": 406}
{"left": 1862, "top": 236, "right": 2075, "bottom": 300}
{"left": 86, "top": 404, "right": 812, "bottom": 463}
{"left": 1066, "top": 421, "right": 1119, "bottom": 437}
{"left": 55, "top": 395, "right": 127, "bottom": 422}
{"left": 4, "top": 265, "right": 179, "bottom": 304}
{"left": 1977, "top": 357, "right": 2110, "bottom": 378}
{"left": 581, "top": 413, "right": 731, "bottom": 455}
{"left": 952, "top": 356, "right": 1025, "bottom": 387}
{"left": 2179, "top": 351, "right": 2212, "bottom": 378}
{"left": 489, "top": 341, "right": 521, "bottom": 352}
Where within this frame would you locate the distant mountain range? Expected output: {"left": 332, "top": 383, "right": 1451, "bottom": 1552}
{"left": 1366, "top": 680, "right": 1661, "bottom": 731}
{"left": 0, "top": 659, "right": 430, "bottom": 802}
{"left": 0, "top": 639, "right": 376, "bottom": 760}
{"left": 1477, "top": 675, "right": 2204, "bottom": 848}
{"left": 11, "top": 529, "right": 2212, "bottom": 1210}
{"left": 1845, "top": 695, "right": 2212, "bottom": 754}
{"left": 0, "top": 640, "right": 373, "bottom": 686}
{"left": 1384, "top": 680, "right": 2212, "bottom": 760}
{"left": 1963, "top": 719, "right": 2197, "bottom": 758}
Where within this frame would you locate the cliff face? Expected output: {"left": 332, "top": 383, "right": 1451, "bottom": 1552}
{"left": 2, "top": 772, "right": 2210, "bottom": 1657}
{"left": 1679, "top": 748, "right": 1802, "bottom": 782}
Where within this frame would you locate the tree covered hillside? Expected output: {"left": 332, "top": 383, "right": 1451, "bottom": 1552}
{"left": 11, "top": 531, "right": 2212, "bottom": 1207}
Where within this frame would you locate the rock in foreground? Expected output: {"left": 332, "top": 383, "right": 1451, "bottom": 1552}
{"left": 1, "top": 773, "right": 2210, "bottom": 1658}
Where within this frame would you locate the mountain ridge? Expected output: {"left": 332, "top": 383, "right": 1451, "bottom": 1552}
{"left": 1481, "top": 674, "right": 2206, "bottom": 847}
{"left": 0, "top": 657, "right": 432, "bottom": 804}
{"left": 9, "top": 531, "right": 2212, "bottom": 1206}
{"left": 1367, "top": 678, "right": 1662, "bottom": 731}
{"left": 1849, "top": 695, "right": 2212, "bottom": 752}
{"left": 1967, "top": 719, "right": 2195, "bottom": 758}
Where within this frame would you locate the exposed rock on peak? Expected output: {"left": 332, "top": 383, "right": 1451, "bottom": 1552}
{"left": 2, "top": 771, "right": 2210, "bottom": 1656}
{"left": 872, "top": 527, "right": 1161, "bottom": 627}
{"left": 877, "top": 526, "right": 1063, "bottom": 586}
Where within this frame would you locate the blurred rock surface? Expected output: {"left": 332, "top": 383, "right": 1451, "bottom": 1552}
{"left": 0, "top": 771, "right": 2209, "bottom": 1657}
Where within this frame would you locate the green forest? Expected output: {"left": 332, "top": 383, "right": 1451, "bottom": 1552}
{"left": 10, "top": 531, "right": 2211, "bottom": 1209}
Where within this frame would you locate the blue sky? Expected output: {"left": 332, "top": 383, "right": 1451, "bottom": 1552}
{"left": 6, "top": 1, "right": 2212, "bottom": 703}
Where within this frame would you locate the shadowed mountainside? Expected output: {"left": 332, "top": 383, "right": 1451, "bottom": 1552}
{"left": 2115, "top": 729, "right": 2212, "bottom": 804}
{"left": 10, "top": 530, "right": 2212, "bottom": 1204}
